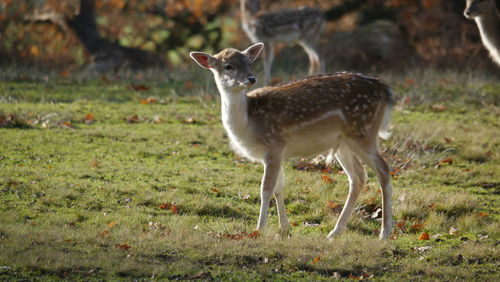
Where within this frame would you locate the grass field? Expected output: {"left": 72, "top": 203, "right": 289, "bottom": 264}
{"left": 0, "top": 67, "right": 499, "bottom": 280}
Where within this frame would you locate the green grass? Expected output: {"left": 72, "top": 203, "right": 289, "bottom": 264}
{"left": 0, "top": 68, "right": 499, "bottom": 280}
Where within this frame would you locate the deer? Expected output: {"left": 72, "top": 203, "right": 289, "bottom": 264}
{"left": 240, "top": 0, "right": 324, "bottom": 85}
{"left": 190, "top": 43, "right": 394, "bottom": 240}
{"left": 464, "top": 0, "right": 500, "bottom": 66}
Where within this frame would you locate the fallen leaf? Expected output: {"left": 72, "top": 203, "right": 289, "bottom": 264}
{"left": 126, "top": 114, "right": 139, "bottom": 123}
{"left": 247, "top": 230, "right": 259, "bottom": 238}
{"left": 210, "top": 188, "right": 220, "bottom": 193}
{"left": 108, "top": 221, "right": 117, "bottom": 228}
{"left": 478, "top": 212, "right": 489, "bottom": 218}
{"left": 439, "top": 157, "right": 454, "bottom": 165}
{"left": 312, "top": 256, "right": 321, "bottom": 264}
{"left": 418, "top": 232, "right": 430, "bottom": 240}
{"left": 396, "top": 221, "right": 406, "bottom": 232}
{"left": 348, "top": 273, "right": 361, "bottom": 280}
{"left": 290, "top": 222, "right": 299, "bottom": 227}
{"left": 140, "top": 97, "right": 158, "bottom": 104}
{"left": 99, "top": 230, "right": 110, "bottom": 237}
{"left": 62, "top": 121, "right": 75, "bottom": 129}
{"left": 159, "top": 202, "right": 172, "bottom": 210}
{"left": 83, "top": 113, "right": 95, "bottom": 124}
{"left": 128, "top": 84, "right": 150, "bottom": 91}
{"left": 321, "top": 174, "right": 333, "bottom": 184}
{"left": 431, "top": 104, "right": 447, "bottom": 112}
{"left": 326, "top": 200, "right": 338, "bottom": 209}
{"left": 170, "top": 203, "right": 178, "bottom": 214}
{"left": 443, "top": 137, "right": 453, "bottom": 144}
{"left": 411, "top": 223, "right": 424, "bottom": 231}
{"left": 115, "top": 244, "right": 131, "bottom": 250}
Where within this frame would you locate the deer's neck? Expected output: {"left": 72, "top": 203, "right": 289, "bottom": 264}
{"left": 214, "top": 76, "right": 250, "bottom": 140}
{"left": 240, "top": 0, "right": 260, "bottom": 41}
{"left": 475, "top": 7, "right": 500, "bottom": 52}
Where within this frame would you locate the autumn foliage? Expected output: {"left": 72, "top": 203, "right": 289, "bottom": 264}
{"left": 0, "top": 0, "right": 492, "bottom": 69}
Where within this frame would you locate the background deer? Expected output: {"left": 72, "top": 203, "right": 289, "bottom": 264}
{"left": 190, "top": 43, "right": 394, "bottom": 240}
{"left": 464, "top": 0, "right": 500, "bottom": 66}
{"left": 240, "top": 0, "right": 324, "bottom": 85}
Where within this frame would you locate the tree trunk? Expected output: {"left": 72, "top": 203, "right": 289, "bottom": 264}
{"left": 66, "top": 0, "right": 163, "bottom": 71}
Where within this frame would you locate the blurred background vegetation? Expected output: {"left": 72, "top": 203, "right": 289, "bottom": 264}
{"left": 0, "top": 0, "right": 499, "bottom": 74}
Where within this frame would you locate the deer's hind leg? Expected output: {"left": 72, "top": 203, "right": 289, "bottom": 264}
{"left": 327, "top": 144, "right": 367, "bottom": 240}
{"left": 348, "top": 140, "right": 393, "bottom": 240}
{"left": 273, "top": 169, "right": 290, "bottom": 235}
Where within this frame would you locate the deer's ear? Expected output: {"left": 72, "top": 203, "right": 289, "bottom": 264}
{"left": 243, "top": 43, "right": 264, "bottom": 63}
{"left": 190, "top": 52, "right": 217, "bottom": 69}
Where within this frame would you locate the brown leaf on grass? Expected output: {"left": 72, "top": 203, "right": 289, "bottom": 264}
{"left": 126, "top": 114, "right": 139, "bottom": 123}
{"left": 108, "top": 221, "right": 117, "bottom": 228}
{"left": 170, "top": 203, "right": 178, "bottom": 214}
{"left": 396, "top": 221, "right": 406, "bottom": 232}
{"left": 348, "top": 273, "right": 362, "bottom": 280}
{"left": 159, "top": 202, "right": 172, "bottom": 210}
{"left": 431, "top": 104, "right": 447, "bottom": 112}
{"left": 321, "top": 174, "right": 333, "bottom": 184}
{"left": 99, "top": 230, "right": 110, "bottom": 237}
{"left": 440, "top": 157, "right": 454, "bottom": 165}
{"left": 418, "top": 232, "right": 430, "bottom": 240}
{"left": 390, "top": 167, "right": 400, "bottom": 176}
{"left": 326, "top": 200, "right": 338, "bottom": 209}
{"left": 62, "top": 121, "right": 75, "bottom": 129}
{"left": 312, "top": 256, "right": 321, "bottom": 264}
{"left": 115, "top": 244, "right": 131, "bottom": 250}
{"left": 83, "top": 113, "right": 95, "bottom": 124}
{"left": 210, "top": 188, "right": 220, "bottom": 193}
{"left": 435, "top": 157, "right": 454, "bottom": 168}
{"left": 290, "top": 222, "right": 299, "bottom": 227}
{"left": 128, "top": 84, "right": 150, "bottom": 91}
{"left": 443, "top": 137, "right": 453, "bottom": 144}
{"left": 140, "top": 97, "right": 158, "bottom": 104}
{"left": 411, "top": 223, "right": 424, "bottom": 232}
{"left": 247, "top": 230, "right": 259, "bottom": 238}
{"left": 222, "top": 231, "right": 259, "bottom": 240}
{"left": 478, "top": 212, "right": 489, "bottom": 218}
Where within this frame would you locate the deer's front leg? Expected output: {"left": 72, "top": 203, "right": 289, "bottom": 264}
{"left": 256, "top": 149, "right": 283, "bottom": 231}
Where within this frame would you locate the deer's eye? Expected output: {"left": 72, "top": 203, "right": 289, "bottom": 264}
{"left": 224, "top": 64, "right": 234, "bottom": 70}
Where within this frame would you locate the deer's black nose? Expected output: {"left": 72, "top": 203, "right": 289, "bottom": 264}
{"left": 247, "top": 76, "right": 256, "bottom": 84}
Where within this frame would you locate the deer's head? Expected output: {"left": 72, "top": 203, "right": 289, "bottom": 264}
{"left": 464, "top": 0, "right": 493, "bottom": 19}
{"left": 190, "top": 43, "right": 264, "bottom": 90}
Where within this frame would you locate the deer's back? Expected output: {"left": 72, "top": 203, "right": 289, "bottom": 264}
{"left": 249, "top": 7, "right": 324, "bottom": 41}
{"left": 247, "top": 72, "right": 392, "bottom": 142}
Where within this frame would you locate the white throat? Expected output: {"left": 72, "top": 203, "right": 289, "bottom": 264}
{"left": 212, "top": 71, "right": 254, "bottom": 157}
